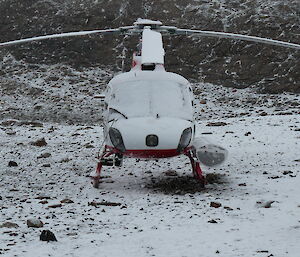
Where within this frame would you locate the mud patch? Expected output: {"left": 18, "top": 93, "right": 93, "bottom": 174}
{"left": 146, "top": 173, "right": 227, "bottom": 195}
{"left": 206, "top": 173, "right": 227, "bottom": 184}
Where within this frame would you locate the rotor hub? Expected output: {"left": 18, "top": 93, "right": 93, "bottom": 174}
{"left": 133, "top": 18, "right": 162, "bottom": 30}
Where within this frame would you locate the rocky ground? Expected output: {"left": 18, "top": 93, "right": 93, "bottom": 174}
{"left": 1, "top": 2, "right": 300, "bottom": 255}
{"left": 0, "top": 58, "right": 300, "bottom": 256}
{"left": 1, "top": 55, "right": 299, "bottom": 125}
{"left": 0, "top": 0, "right": 299, "bottom": 93}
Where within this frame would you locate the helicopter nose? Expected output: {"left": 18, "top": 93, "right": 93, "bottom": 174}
{"left": 111, "top": 117, "right": 193, "bottom": 150}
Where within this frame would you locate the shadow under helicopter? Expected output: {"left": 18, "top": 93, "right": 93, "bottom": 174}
{"left": 96, "top": 171, "right": 229, "bottom": 195}
{"left": 145, "top": 173, "right": 228, "bottom": 195}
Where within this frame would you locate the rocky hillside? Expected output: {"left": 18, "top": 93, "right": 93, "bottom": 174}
{"left": 0, "top": 0, "right": 299, "bottom": 93}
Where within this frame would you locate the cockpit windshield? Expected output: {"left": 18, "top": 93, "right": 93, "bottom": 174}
{"left": 108, "top": 80, "right": 193, "bottom": 120}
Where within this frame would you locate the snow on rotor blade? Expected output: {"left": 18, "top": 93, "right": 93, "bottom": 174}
{"left": 176, "top": 29, "right": 300, "bottom": 50}
{"left": 0, "top": 28, "right": 122, "bottom": 47}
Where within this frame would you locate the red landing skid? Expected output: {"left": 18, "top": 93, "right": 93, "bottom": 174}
{"left": 91, "top": 146, "right": 206, "bottom": 188}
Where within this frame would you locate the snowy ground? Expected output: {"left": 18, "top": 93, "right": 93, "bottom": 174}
{"left": 0, "top": 62, "right": 300, "bottom": 256}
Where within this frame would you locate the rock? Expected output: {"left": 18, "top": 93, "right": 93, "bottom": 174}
{"left": 39, "top": 200, "right": 48, "bottom": 204}
{"left": 193, "top": 88, "right": 201, "bottom": 95}
{"left": 60, "top": 199, "right": 74, "bottom": 204}
{"left": 66, "top": 232, "right": 78, "bottom": 236}
{"left": 83, "top": 143, "right": 94, "bottom": 148}
{"left": 263, "top": 201, "right": 275, "bottom": 208}
{"left": 19, "top": 121, "right": 43, "bottom": 127}
{"left": 60, "top": 158, "right": 71, "bottom": 163}
{"left": 35, "top": 196, "right": 51, "bottom": 200}
{"left": 0, "top": 222, "right": 19, "bottom": 228}
{"left": 244, "top": 132, "right": 251, "bottom": 136}
{"left": 164, "top": 170, "right": 178, "bottom": 177}
{"left": 48, "top": 204, "right": 62, "bottom": 208}
{"left": 257, "top": 200, "right": 275, "bottom": 208}
{"left": 40, "top": 230, "right": 57, "bottom": 242}
{"left": 30, "top": 138, "right": 47, "bottom": 147}
{"left": 207, "top": 122, "right": 228, "bottom": 127}
{"left": 8, "top": 161, "right": 18, "bottom": 167}
{"left": 268, "top": 176, "right": 281, "bottom": 179}
{"left": 277, "top": 112, "right": 293, "bottom": 116}
{"left": 88, "top": 201, "right": 122, "bottom": 207}
{"left": 260, "top": 112, "right": 268, "bottom": 116}
{"left": 6, "top": 130, "right": 16, "bottom": 135}
{"left": 1, "top": 120, "right": 18, "bottom": 126}
{"left": 27, "top": 218, "right": 44, "bottom": 228}
{"left": 37, "top": 153, "right": 51, "bottom": 159}
{"left": 210, "top": 202, "right": 222, "bottom": 208}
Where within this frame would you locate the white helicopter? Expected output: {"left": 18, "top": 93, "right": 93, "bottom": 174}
{"left": 1, "top": 19, "right": 299, "bottom": 188}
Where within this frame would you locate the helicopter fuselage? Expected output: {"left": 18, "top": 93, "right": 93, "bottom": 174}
{"left": 103, "top": 67, "right": 196, "bottom": 159}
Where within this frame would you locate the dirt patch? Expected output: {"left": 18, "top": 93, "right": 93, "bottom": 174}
{"left": 205, "top": 173, "right": 227, "bottom": 184}
{"left": 146, "top": 173, "right": 227, "bottom": 195}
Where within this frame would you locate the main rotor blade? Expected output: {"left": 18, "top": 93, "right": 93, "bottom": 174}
{"left": 0, "top": 28, "right": 128, "bottom": 47}
{"left": 176, "top": 29, "right": 300, "bottom": 50}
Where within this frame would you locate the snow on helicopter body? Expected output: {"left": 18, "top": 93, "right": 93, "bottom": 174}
{"left": 1, "top": 18, "right": 299, "bottom": 188}
{"left": 104, "top": 65, "right": 195, "bottom": 158}
{"left": 94, "top": 27, "right": 202, "bottom": 188}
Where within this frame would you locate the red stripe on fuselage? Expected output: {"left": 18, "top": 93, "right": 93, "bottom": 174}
{"left": 125, "top": 149, "right": 180, "bottom": 158}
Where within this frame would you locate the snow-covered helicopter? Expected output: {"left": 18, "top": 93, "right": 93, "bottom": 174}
{"left": 1, "top": 19, "right": 299, "bottom": 188}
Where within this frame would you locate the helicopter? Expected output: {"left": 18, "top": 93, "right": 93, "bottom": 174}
{"left": 1, "top": 18, "right": 299, "bottom": 188}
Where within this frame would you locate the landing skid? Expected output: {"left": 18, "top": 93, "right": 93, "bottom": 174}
{"left": 185, "top": 149, "right": 206, "bottom": 188}
{"left": 92, "top": 162, "right": 102, "bottom": 188}
{"left": 91, "top": 146, "right": 122, "bottom": 188}
{"left": 91, "top": 147, "right": 205, "bottom": 188}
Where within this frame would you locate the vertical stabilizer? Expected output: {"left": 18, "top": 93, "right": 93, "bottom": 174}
{"left": 141, "top": 28, "right": 165, "bottom": 65}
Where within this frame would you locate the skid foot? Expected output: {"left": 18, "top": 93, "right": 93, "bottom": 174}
{"left": 92, "top": 176, "right": 100, "bottom": 188}
{"left": 91, "top": 161, "right": 103, "bottom": 188}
